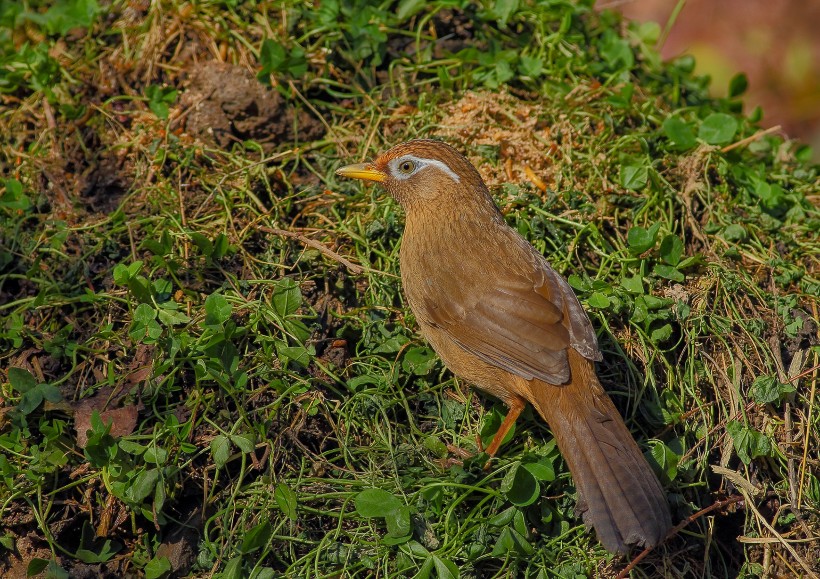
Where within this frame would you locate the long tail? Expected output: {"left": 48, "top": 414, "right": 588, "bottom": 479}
{"left": 526, "top": 349, "right": 672, "bottom": 553}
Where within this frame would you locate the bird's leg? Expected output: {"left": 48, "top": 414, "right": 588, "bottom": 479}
{"left": 483, "top": 396, "right": 526, "bottom": 470}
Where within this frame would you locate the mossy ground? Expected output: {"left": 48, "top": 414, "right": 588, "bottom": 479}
{"left": 1, "top": 1, "right": 818, "bottom": 578}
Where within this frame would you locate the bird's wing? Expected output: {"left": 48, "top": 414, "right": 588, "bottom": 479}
{"left": 417, "top": 247, "right": 601, "bottom": 385}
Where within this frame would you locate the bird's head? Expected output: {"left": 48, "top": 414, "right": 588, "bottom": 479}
{"left": 336, "top": 139, "right": 491, "bottom": 211}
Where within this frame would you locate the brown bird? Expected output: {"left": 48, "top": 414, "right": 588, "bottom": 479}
{"left": 336, "top": 139, "right": 672, "bottom": 553}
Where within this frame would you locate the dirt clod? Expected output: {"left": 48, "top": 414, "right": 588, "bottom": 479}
{"left": 180, "top": 62, "right": 324, "bottom": 151}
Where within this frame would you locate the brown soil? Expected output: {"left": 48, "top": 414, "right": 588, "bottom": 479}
{"left": 180, "top": 61, "right": 325, "bottom": 152}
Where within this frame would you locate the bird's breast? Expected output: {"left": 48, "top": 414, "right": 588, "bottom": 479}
{"left": 401, "top": 223, "right": 461, "bottom": 311}
{"left": 399, "top": 213, "right": 513, "bottom": 321}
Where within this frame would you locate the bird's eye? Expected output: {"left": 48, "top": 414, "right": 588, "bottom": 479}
{"left": 398, "top": 160, "right": 416, "bottom": 174}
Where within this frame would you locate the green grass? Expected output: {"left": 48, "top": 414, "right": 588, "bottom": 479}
{"left": 1, "top": 0, "right": 819, "bottom": 578}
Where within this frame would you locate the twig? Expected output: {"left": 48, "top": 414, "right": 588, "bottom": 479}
{"left": 721, "top": 125, "right": 782, "bottom": 153}
{"left": 738, "top": 536, "right": 820, "bottom": 545}
{"left": 616, "top": 495, "right": 745, "bottom": 579}
{"left": 260, "top": 226, "right": 363, "bottom": 275}
{"left": 712, "top": 466, "right": 765, "bottom": 498}
{"left": 788, "top": 362, "right": 820, "bottom": 384}
{"left": 741, "top": 489, "right": 820, "bottom": 579}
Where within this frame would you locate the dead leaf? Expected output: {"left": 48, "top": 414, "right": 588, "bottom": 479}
{"left": 72, "top": 395, "right": 141, "bottom": 448}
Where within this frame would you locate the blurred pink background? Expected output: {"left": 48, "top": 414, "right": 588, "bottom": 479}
{"left": 609, "top": 0, "right": 820, "bottom": 157}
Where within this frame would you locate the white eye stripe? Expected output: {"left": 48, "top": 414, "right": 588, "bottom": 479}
{"left": 422, "top": 158, "right": 461, "bottom": 183}
{"left": 389, "top": 155, "right": 461, "bottom": 183}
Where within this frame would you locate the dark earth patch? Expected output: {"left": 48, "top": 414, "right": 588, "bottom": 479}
{"left": 181, "top": 62, "right": 325, "bottom": 152}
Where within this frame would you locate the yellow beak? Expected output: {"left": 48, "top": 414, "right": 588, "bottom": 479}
{"left": 335, "top": 163, "right": 387, "bottom": 183}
